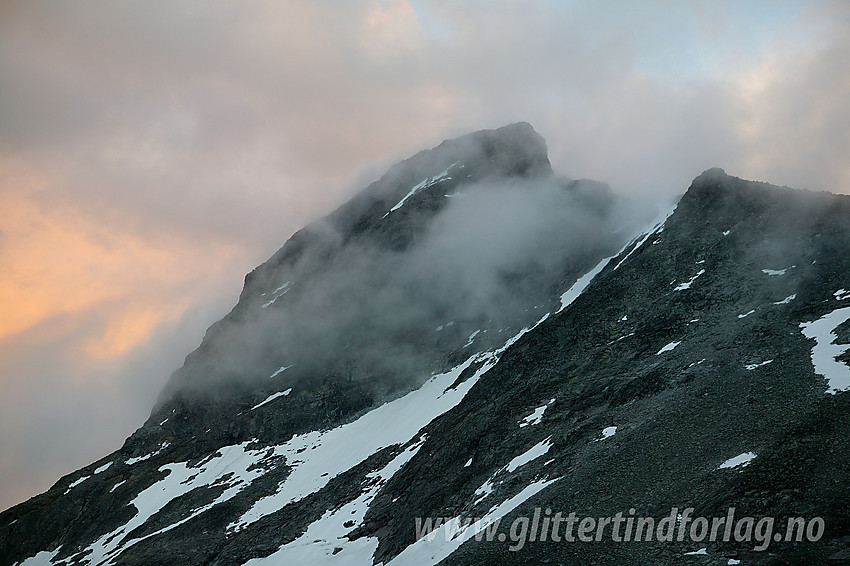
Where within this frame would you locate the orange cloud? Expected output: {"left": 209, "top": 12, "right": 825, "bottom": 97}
{"left": 81, "top": 300, "right": 188, "bottom": 361}
{"left": 0, "top": 160, "right": 241, "bottom": 367}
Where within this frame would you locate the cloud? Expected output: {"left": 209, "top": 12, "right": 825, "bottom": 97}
{"left": 163, "top": 165, "right": 648, "bottom": 405}
{"left": 1, "top": 0, "right": 848, "bottom": 511}
{"left": 0, "top": 161, "right": 242, "bottom": 345}
{"left": 731, "top": 3, "right": 850, "bottom": 192}
{"left": 0, "top": 296, "right": 227, "bottom": 511}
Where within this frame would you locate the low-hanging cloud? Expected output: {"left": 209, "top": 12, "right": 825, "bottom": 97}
{"left": 163, "top": 163, "right": 652, "bottom": 405}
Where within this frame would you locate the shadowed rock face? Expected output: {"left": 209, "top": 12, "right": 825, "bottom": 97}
{"left": 2, "top": 128, "right": 850, "bottom": 566}
{"left": 141, "top": 121, "right": 635, "bottom": 451}
{"left": 158, "top": 122, "right": 558, "bottom": 401}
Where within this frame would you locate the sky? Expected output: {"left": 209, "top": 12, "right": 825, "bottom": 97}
{"left": 1, "top": 0, "right": 848, "bottom": 512}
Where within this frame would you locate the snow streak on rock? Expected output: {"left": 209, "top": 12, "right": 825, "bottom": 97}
{"left": 82, "top": 443, "right": 278, "bottom": 565}
{"left": 673, "top": 269, "right": 705, "bottom": 291}
{"left": 596, "top": 426, "right": 618, "bottom": 441}
{"left": 559, "top": 203, "right": 678, "bottom": 314}
{"left": 387, "top": 478, "right": 560, "bottom": 566}
{"left": 242, "top": 437, "right": 428, "bottom": 566}
{"left": 505, "top": 437, "right": 552, "bottom": 473}
{"left": 383, "top": 163, "right": 460, "bottom": 218}
{"left": 718, "top": 452, "right": 757, "bottom": 470}
{"left": 233, "top": 313, "right": 551, "bottom": 533}
{"left": 558, "top": 255, "right": 614, "bottom": 313}
{"left": 518, "top": 399, "right": 554, "bottom": 428}
{"left": 656, "top": 341, "right": 681, "bottom": 355}
{"left": 15, "top": 548, "right": 60, "bottom": 566}
{"left": 250, "top": 389, "right": 291, "bottom": 411}
{"left": 261, "top": 281, "right": 292, "bottom": 309}
{"left": 612, "top": 203, "right": 677, "bottom": 271}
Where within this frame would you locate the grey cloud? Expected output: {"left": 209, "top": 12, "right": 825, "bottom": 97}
{"left": 163, "top": 164, "right": 653, "bottom": 406}
{"left": 0, "top": 290, "right": 232, "bottom": 512}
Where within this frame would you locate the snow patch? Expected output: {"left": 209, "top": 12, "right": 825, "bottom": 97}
{"left": 505, "top": 437, "right": 552, "bottom": 473}
{"left": 762, "top": 268, "right": 787, "bottom": 276}
{"left": 744, "top": 360, "right": 773, "bottom": 370}
{"left": 596, "top": 426, "right": 617, "bottom": 441}
{"left": 473, "top": 477, "right": 496, "bottom": 506}
{"left": 94, "top": 462, "right": 113, "bottom": 475}
{"left": 557, "top": 208, "right": 678, "bottom": 304}
{"left": 58, "top": 306, "right": 557, "bottom": 565}
{"left": 674, "top": 269, "right": 705, "bottom": 291}
{"left": 261, "top": 281, "right": 292, "bottom": 309}
{"left": 518, "top": 399, "right": 554, "bottom": 428}
{"left": 232, "top": 317, "right": 548, "bottom": 532}
{"left": 384, "top": 163, "right": 459, "bottom": 217}
{"left": 473, "top": 436, "right": 553, "bottom": 506}
{"left": 64, "top": 475, "right": 90, "bottom": 495}
{"left": 250, "top": 389, "right": 292, "bottom": 411}
{"left": 738, "top": 309, "right": 755, "bottom": 319}
{"left": 773, "top": 294, "right": 796, "bottom": 305}
{"left": 125, "top": 442, "right": 169, "bottom": 466}
{"left": 684, "top": 547, "right": 708, "bottom": 555}
{"left": 16, "top": 549, "right": 60, "bottom": 566}
{"left": 388, "top": 478, "right": 559, "bottom": 566}
{"left": 656, "top": 341, "right": 681, "bottom": 355}
{"left": 85, "top": 442, "right": 278, "bottom": 565}
{"left": 242, "top": 438, "right": 426, "bottom": 566}
{"left": 559, "top": 255, "right": 614, "bottom": 312}
{"left": 612, "top": 203, "right": 677, "bottom": 271}
{"left": 607, "top": 332, "right": 635, "bottom": 346}
{"left": 718, "top": 452, "right": 757, "bottom": 470}
{"left": 800, "top": 306, "right": 850, "bottom": 394}
{"left": 269, "top": 365, "right": 292, "bottom": 379}
{"left": 463, "top": 330, "right": 480, "bottom": 348}
{"left": 834, "top": 289, "right": 850, "bottom": 301}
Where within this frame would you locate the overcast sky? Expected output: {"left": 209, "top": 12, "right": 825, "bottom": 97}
{"left": 1, "top": 0, "right": 848, "bottom": 512}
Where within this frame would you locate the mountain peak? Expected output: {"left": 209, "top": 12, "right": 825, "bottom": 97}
{"left": 693, "top": 166, "right": 728, "bottom": 184}
{"left": 154, "top": 122, "right": 606, "bottom": 407}
{"left": 681, "top": 166, "right": 828, "bottom": 220}
{"left": 422, "top": 121, "right": 551, "bottom": 180}
{"left": 7, "top": 129, "right": 850, "bottom": 566}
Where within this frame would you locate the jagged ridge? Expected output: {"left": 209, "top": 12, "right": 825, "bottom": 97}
{"left": 2, "top": 142, "right": 850, "bottom": 565}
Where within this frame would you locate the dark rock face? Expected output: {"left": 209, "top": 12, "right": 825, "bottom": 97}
{"left": 362, "top": 169, "right": 850, "bottom": 565}
{"left": 2, "top": 130, "right": 850, "bottom": 566}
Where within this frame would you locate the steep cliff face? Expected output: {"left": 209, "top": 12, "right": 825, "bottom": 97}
{"left": 359, "top": 168, "right": 850, "bottom": 565}
{"left": 2, "top": 126, "right": 849, "bottom": 566}
{"left": 0, "top": 123, "right": 645, "bottom": 566}
{"left": 158, "top": 121, "right": 558, "bottom": 400}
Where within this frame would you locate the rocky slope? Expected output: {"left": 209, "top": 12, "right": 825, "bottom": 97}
{"left": 2, "top": 126, "right": 849, "bottom": 565}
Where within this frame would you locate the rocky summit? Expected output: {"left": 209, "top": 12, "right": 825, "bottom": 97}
{"left": 2, "top": 124, "right": 849, "bottom": 566}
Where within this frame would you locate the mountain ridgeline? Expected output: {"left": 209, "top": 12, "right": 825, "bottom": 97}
{"left": 2, "top": 124, "right": 849, "bottom": 565}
